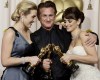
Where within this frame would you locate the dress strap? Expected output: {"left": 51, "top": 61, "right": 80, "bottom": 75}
{"left": 9, "top": 27, "right": 19, "bottom": 37}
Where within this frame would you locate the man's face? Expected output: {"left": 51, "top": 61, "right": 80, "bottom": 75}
{"left": 39, "top": 7, "right": 56, "bottom": 30}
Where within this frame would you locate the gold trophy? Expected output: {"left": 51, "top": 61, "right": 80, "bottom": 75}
{"left": 53, "top": 45, "right": 79, "bottom": 74}
{"left": 22, "top": 45, "right": 50, "bottom": 76}
{"left": 41, "top": 44, "right": 53, "bottom": 80}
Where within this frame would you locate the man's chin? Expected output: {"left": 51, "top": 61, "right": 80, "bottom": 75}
{"left": 47, "top": 27, "right": 52, "bottom": 29}
{"left": 43, "top": 26, "right": 52, "bottom": 30}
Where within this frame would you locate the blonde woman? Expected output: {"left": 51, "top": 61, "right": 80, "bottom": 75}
{"left": 1, "top": 1, "right": 40, "bottom": 80}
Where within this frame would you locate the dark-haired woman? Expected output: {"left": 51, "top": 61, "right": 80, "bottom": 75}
{"left": 61, "top": 7, "right": 100, "bottom": 80}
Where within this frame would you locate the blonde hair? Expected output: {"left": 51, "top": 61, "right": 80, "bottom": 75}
{"left": 11, "top": 0, "right": 37, "bottom": 22}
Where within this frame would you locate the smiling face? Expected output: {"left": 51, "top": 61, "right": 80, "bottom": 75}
{"left": 22, "top": 10, "right": 37, "bottom": 28}
{"left": 62, "top": 7, "right": 85, "bottom": 32}
{"left": 39, "top": 7, "right": 56, "bottom": 30}
{"left": 64, "top": 18, "right": 80, "bottom": 32}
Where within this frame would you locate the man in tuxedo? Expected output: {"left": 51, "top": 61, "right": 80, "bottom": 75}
{"left": 31, "top": 1, "right": 98, "bottom": 80}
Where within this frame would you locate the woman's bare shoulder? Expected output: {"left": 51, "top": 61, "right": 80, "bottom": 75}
{"left": 80, "top": 31, "right": 88, "bottom": 42}
{"left": 3, "top": 28, "right": 16, "bottom": 40}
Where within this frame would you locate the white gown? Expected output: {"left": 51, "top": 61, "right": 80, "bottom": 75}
{"left": 68, "top": 46, "right": 100, "bottom": 80}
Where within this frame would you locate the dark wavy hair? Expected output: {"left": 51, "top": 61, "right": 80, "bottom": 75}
{"left": 62, "top": 7, "right": 85, "bottom": 27}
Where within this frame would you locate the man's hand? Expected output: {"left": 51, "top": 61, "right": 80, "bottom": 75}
{"left": 85, "top": 32, "right": 97, "bottom": 46}
{"left": 42, "top": 59, "right": 52, "bottom": 72}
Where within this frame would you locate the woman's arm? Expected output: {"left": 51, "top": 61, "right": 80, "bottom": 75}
{"left": 70, "top": 32, "right": 98, "bottom": 64}
{"left": 61, "top": 31, "right": 98, "bottom": 64}
{"left": 1, "top": 29, "right": 40, "bottom": 67}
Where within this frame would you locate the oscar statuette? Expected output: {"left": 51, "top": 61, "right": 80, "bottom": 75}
{"left": 22, "top": 47, "right": 49, "bottom": 76}
{"left": 41, "top": 44, "right": 53, "bottom": 80}
{"left": 53, "top": 45, "right": 79, "bottom": 74}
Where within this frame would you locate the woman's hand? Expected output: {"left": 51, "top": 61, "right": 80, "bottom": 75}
{"left": 60, "top": 54, "right": 72, "bottom": 65}
{"left": 26, "top": 56, "right": 41, "bottom": 67}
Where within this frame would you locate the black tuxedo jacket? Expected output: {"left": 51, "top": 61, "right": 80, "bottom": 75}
{"left": 30, "top": 25, "right": 72, "bottom": 80}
